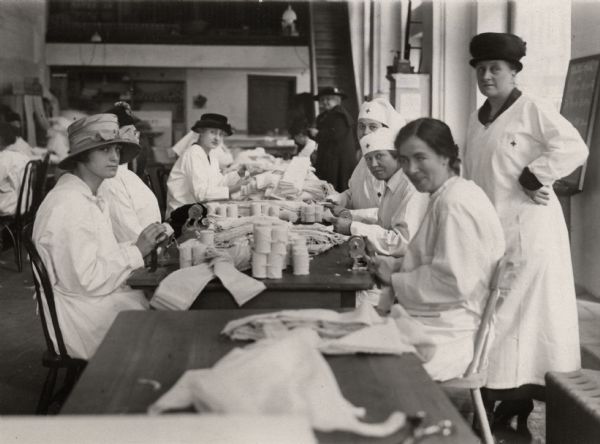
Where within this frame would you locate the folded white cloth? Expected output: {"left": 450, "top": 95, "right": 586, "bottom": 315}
{"left": 148, "top": 329, "right": 406, "bottom": 437}
{"left": 222, "top": 303, "right": 427, "bottom": 358}
{"left": 151, "top": 254, "right": 265, "bottom": 310}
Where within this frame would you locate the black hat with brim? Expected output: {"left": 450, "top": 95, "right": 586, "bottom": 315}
{"left": 469, "top": 32, "right": 527, "bottom": 72}
{"left": 191, "top": 113, "right": 233, "bottom": 136}
{"left": 314, "top": 87, "right": 347, "bottom": 101}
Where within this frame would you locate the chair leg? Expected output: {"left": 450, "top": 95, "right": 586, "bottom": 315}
{"left": 36, "top": 367, "right": 58, "bottom": 415}
{"left": 53, "top": 365, "right": 82, "bottom": 409}
{"left": 472, "top": 388, "right": 494, "bottom": 444}
{"left": 14, "top": 226, "right": 22, "bottom": 272}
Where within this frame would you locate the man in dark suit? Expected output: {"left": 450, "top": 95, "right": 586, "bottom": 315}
{"left": 313, "top": 87, "right": 357, "bottom": 192}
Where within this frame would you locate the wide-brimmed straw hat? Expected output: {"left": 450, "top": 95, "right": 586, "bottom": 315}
{"left": 59, "top": 113, "right": 140, "bottom": 170}
{"left": 191, "top": 113, "right": 233, "bottom": 136}
{"left": 469, "top": 32, "right": 527, "bottom": 72}
{"left": 313, "top": 86, "right": 347, "bottom": 101}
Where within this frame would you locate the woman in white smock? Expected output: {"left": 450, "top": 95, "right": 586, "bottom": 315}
{"left": 166, "top": 113, "right": 244, "bottom": 217}
{"left": 370, "top": 118, "right": 505, "bottom": 382}
{"left": 463, "top": 32, "right": 588, "bottom": 428}
{"left": 33, "top": 114, "right": 168, "bottom": 359}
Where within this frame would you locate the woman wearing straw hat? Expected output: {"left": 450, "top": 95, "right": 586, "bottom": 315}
{"left": 33, "top": 114, "right": 168, "bottom": 359}
{"left": 463, "top": 32, "right": 588, "bottom": 430}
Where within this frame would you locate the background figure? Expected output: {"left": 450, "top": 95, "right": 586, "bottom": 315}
{"left": 463, "top": 32, "right": 589, "bottom": 432}
{"left": 0, "top": 122, "right": 29, "bottom": 216}
{"left": 313, "top": 87, "right": 357, "bottom": 192}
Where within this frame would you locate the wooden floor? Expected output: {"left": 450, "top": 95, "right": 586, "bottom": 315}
{"left": 1, "top": 245, "right": 586, "bottom": 443}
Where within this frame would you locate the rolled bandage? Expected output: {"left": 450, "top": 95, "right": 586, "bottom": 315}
{"left": 271, "top": 225, "right": 288, "bottom": 243}
{"left": 178, "top": 241, "right": 193, "bottom": 268}
{"left": 303, "top": 204, "right": 315, "bottom": 223}
{"left": 267, "top": 253, "right": 284, "bottom": 279}
{"left": 314, "top": 204, "right": 324, "bottom": 223}
{"left": 251, "top": 202, "right": 262, "bottom": 216}
{"left": 262, "top": 203, "right": 271, "bottom": 216}
{"left": 271, "top": 240, "right": 287, "bottom": 255}
{"left": 206, "top": 202, "right": 218, "bottom": 215}
{"left": 215, "top": 205, "right": 227, "bottom": 217}
{"left": 227, "top": 204, "right": 238, "bottom": 218}
{"left": 252, "top": 251, "right": 268, "bottom": 278}
{"left": 292, "top": 252, "right": 310, "bottom": 275}
{"left": 199, "top": 229, "right": 215, "bottom": 246}
{"left": 268, "top": 205, "right": 280, "bottom": 218}
{"left": 253, "top": 224, "right": 272, "bottom": 254}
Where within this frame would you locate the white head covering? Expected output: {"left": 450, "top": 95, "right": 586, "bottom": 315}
{"left": 359, "top": 127, "right": 396, "bottom": 157}
{"left": 358, "top": 98, "right": 406, "bottom": 134}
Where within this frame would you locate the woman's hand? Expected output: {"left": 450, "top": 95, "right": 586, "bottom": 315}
{"left": 366, "top": 254, "right": 394, "bottom": 286}
{"left": 523, "top": 185, "right": 550, "bottom": 205}
{"left": 333, "top": 217, "right": 352, "bottom": 235}
{"left": 323, "top": 202, "right": 351, "bottom": 218}
{"left": 136, "top": 222, "right": 168, "bottom": 257}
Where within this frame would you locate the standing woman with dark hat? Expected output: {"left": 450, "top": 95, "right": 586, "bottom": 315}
{"left": 463, "top": 32, "right": 588, "bottom": 430}
{"left": 313, "top": 87, "right": 358, "bottom": 192}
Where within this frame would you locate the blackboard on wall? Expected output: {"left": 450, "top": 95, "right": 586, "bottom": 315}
{"left": 556, "top": 55, "right": 600, "bottom": 194}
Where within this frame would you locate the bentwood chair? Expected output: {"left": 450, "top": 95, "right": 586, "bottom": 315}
{"left": 22, "top": 224, "right": 87, "bottom": 414}
{"left": 0, "top": 153, "right": 50, "bottom": 272}
{"left": 440, "top": 256, "right": 516, "bottom": 444}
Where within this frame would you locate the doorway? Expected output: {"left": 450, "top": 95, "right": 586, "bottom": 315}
{"left": 247, "top": 75, "right": 296, "bottom": 135}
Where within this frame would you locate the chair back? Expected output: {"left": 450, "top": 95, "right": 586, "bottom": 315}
{"left": 156, "top": 166, "right": 169, "bottom": 212}
{"left": 22, "top": 223, "right": 71, "bottom": 359}
{"left": 463, "top": 256, "right": 516, "bottom": 377}
{"left": 15, "top": 154, "right": 50, "bottom": 229}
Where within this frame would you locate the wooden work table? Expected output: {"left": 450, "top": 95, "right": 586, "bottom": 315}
{"left": 61, "top": 310, "right": 478, "bottom": 444}
{"left": 127, "top": 243, "right": 374, "bottom": 309}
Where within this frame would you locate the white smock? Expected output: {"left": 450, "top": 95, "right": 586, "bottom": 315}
{"left": 389, "top": 176, "right": 505, "bottom": 381}
{"left": 0, "top": 149, "right": 29, "bottom": 215}
{"left": 463, "top": 93, "right": 588, "bottom": 388}
{"left": 6, "top": 137, "right": 34, "bottom": 158}
{"left": 350, "top": 169, "right": 429, "bottom": 256}
{"left": 33, "top": 173, "right": 148, "bottom": 359}
{"left": 333, "top": 158, "right": 384, "bottom": 220}
{"left": 100, "top": 165, "right": 161, "bottom": 243}
{"left": 165, "top": 144, "right": 240, "bottom": 217}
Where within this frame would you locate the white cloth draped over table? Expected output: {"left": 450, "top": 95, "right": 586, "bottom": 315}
{"left": 149, "top": 328, "right": 406, "bottom": 437}
{"left": 166, "top": 144, "right": 241, "bottom": 217}
{"left": 101, "top": 165, "right": 161, "bottom": 243}
{"left": 463, "top": 93, "right": 588, "bottom": 388}
{"left": 0, "top": 149, "right": 29, "bottom": 216}
{"left": 350, "top": 169, "right": 429, "bottom": 256}
{"left": 385, "top": 176, "right": 505, "bottom": 382}
{"left": 33, "top": 174, "right": 148, "bottom": 359}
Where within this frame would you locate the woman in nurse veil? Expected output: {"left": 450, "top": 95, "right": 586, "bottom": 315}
{"left": 462, "top": 32, "right": 588, "bottom": 433}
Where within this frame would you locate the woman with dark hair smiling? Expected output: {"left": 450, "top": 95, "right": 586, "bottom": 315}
{"left": 369, "top": 118, "right": 505, "bottom": 381}
{"left": 463, "top": 32, "right": 588, "bottom": 430}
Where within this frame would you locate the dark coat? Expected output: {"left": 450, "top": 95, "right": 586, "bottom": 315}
{"left": 314, "top": 105, "right": 357, "bottom": 192}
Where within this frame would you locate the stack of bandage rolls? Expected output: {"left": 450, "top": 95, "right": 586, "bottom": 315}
{"left": 251, "top": 221, "right": 298, "bottom": 279}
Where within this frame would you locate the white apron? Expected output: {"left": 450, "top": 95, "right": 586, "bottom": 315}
{"left": 463, "top": 93, "right": 588, "bottom": 388}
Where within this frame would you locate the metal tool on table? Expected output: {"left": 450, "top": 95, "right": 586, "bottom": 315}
{"left": 401, "top": 411, "right": 454, "bottom": 444}
{"left": 348, "top": 235, "right": 368, "bottom": 271}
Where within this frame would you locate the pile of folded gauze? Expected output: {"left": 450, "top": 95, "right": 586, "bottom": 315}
{"left": 148, "top": 326, "right": 406, "bottom": 437}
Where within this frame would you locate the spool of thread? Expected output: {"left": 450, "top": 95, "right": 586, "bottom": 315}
{"left": 227, "top": 204, "right": 238, "bottom": 218}
{"left": 292, "top": 252, "right": 310, "bottom": 275}
{"left": 252, "top": 251, "right": 268, "bottom": 278}
{"left": 251, "top": 202, "right": 262, "bottom": 216}
{"left": 253, "top": 224, "right": 272, "bottom": 254}
{"left": 199, "top": 230, "right": 215, "bottom": 246}
{"left": 178, "top": 242, "right": 193, "bottom": 268}
{"left": 191, "top": 241, "right": 206, "bottom": 265}
{"left": 267, "top": 253, "right": 284, "bottom": 279}
{"left": 268, "top": 205, "right": 280, "bottom": 218}
{"left": 272, "top": 225, "right": 288, "bottom": 243}
{"left": 215, "top": 205, "right": 227, "bottom": 217}
{"left": 314, "top": 204, "right": 324, "bottom": 223}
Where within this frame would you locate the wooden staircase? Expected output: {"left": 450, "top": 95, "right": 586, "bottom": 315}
{"left": 310, "top": 1, "right": 359, "bottom": 119}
